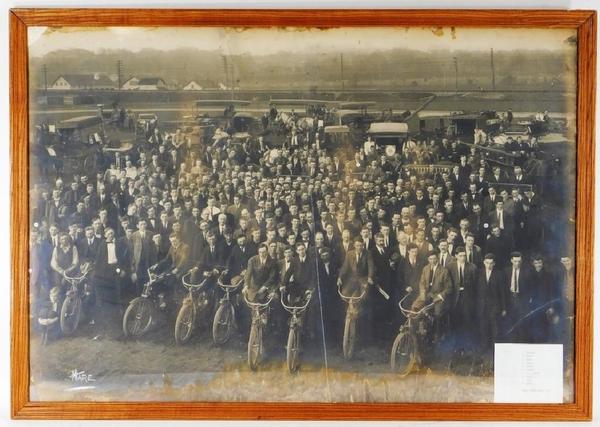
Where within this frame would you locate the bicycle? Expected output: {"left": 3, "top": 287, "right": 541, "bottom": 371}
{"left": 60, "top": 263, "right": 94, "bottom": 335}
{"left": 174, "top": 267, "right": 214, "bottom": 345}
{"left": 122, "top": 265, "right": 173, "bottom": 338}
{"left": 390, "top": 288, "right": 437, "bottom": 376}
{"left": 243, "top": 288, "right": 276, "bottom": 371}
{"left": 212, "top": 268, "right": 243, "bottom": 345}
{"left": 281, "top": 289, "right": 312, "bottom": 374}
{"left": 338, "top": 286, "right": 366, "bottom": 360}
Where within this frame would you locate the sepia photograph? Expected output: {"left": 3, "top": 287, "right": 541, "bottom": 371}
{"left": 26, "top": 24, "right": 578, "bottom": 404}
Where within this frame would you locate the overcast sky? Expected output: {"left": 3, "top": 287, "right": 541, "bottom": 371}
{"left": 29, "top": 26, "right": 576, "bottom": 57}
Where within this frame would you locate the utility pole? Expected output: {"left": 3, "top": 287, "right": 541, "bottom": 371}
{"left": 490, "top": 48, "right": 496, "bottom": 90}
{"left": 221, "top": 55, "right": 233, "bottom": 99}
{"left": 116, "top": 60, "right": 123, "bottom": 90}
{"left": 229, "top": 59, "right": 235, "bottom": 100}
{"left": 42, "top": 64, "right": 48, "bottom": 94}
{"left": 453, "top": 56, "right": 458, "bottom": 93}
{"left": 340, "top": 53, "right": 345, "bottom": 91}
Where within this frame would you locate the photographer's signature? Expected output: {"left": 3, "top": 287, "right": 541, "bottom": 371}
{"left": 68, "top": 369, "right": 96, "bottom": 383}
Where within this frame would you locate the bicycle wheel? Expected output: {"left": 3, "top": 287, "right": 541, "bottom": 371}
{"left": 60, "top": 295, "right": 82, "bottom": 335}
{"left": 286, "top": 327, "right": 301, "bottom": 373}
{"left": 174, "top": 299, "right": 196, "bottom": 344}
{"left": 390, "top": 329, "right": 417, "bottom": 376}
{"left": 342, "top": 311, "right": 357, "bottom": 360}
{"left": 212, "top": 302, "right": 235, "bottom": 345}
{"left": 122, "top": 297, "right": 154, "bottom": 338}
{"left": 247, "top": 322, "right": 263, "bottom": 371}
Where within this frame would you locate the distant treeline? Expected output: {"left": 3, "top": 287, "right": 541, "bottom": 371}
{"left": 30, "top": 47, "right": 576, "bottom": 92}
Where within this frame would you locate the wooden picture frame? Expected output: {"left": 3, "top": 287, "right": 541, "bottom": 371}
{"left": 10, "top": 8, "right": 596, "bottom": 420}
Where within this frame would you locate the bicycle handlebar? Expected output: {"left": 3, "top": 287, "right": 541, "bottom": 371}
{"left": 243, "top": 290, "right": 275, "bottom": 308}
{"left": 280, "top": 291, "right": 312, "bottom": 313}
{"left": 181, "top": 269, "right": 209, "bottom": 290}
{"left": 337, "top": 286, "right": 366, "bottom": 302}
{"left": 398, "top": 293, "right": 437, "bottom": 317}
{"left": 63, "top": 266, "right": 92, "bottom": 283}
{"left": 217, "top": 273, "right": 244, "bottom": 291}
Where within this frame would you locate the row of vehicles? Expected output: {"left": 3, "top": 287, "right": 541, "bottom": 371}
{"left": 49, "top": 262, "right": 439, "bottom": 377}
{"left": 35, "top": 97, "right": 570, "bottom": 183}
{"left": 40, "top": 98, "right": 569, "bottom": 147}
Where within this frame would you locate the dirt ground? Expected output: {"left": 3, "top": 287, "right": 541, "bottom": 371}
{"left": 28, "top": 314, "right": 520, "bottom": 403}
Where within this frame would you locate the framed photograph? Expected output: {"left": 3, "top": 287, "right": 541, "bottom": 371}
{"left": 10, "top": 9, "right": 596, "bottom": 420}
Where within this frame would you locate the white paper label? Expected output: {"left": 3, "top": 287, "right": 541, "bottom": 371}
{"left": 494, "top": 343, "right": 563, "bottom": 403}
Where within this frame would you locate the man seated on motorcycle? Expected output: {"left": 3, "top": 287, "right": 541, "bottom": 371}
{"left": 152, "top": 233, "right": 191, "bottom": 309}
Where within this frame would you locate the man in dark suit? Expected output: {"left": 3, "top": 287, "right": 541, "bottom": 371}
{"left": 482, "top": 186, "right": 500, "bottom": 213}
{"left": 412, "top": 250, "right": 453, "bottom": 342}
{"left": 528, "top": 254, "right": 558, "bottom": 343}
{"left": 503, "top": 251, "right": 533, "bottom": 342}
{"left": 370, "top": 233, "right": 395, "bottom": 339}
{"left": 149, "top": 233, "right": 167, "bottom": 266}
{"left": 447, "top": 246, "right": 477, "bottom": 345}
{"left": 281, "top": 242, "right": 317, "bottom": 301}
{"left": 217, "top": 227, "right": 236, "bottom": 266}
{"left": 468, "top": 202, "right": 486, "bottom": 245}
{"left": 244, "top": 243, "right": 278, "bottom": 302}
{"left": 474, "top": 253, "right": 506, "bottom": 351}
{"left": 281, "top": 241, "right": 322, "bottom": 338}
{"left": 196, "top": 230, "right": 223, "bottom": 282}
{"left": 92, "top": 227, "right": 130, "bottom": 338}
{"left": 130, "top": 219, "right": 153, "bottom": 294}
{"left": 153, "top": 232, "right": 192, "bottom": 308}
{"left": 437, "top": 240, "right": 455, "bottom": 269}
{"left": 335, "top": 229, "right": 353, "bottom": 270}
{"left": 488, "top": 200, "right": 514, "bottom": 235}
{"left": 337, "top": 237, "right": 374, "bottom": 297}
{"left": 227, "top": 231, "right": 251, "bottom": 278}
{"left": 78, "top": 226, "right": 101, "bottom": 263}
{"left": 395, "top": 243, "right": 424, "bottom": 310}
{"left": 464, "top": 233, "right": 483, "bottom": 267}
{"left": 359, "top": 227, "right": 374, "bottom": 252}
{"left": 317, "top": 247, "right": 341, "bottom": 342}
{"left": 484, "top": 225, "right": 513, "bottom": 268}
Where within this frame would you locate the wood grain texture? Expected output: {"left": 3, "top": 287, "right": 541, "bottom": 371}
{"left": 10, "top": 9, "right": 30, "bottom": 420}
{"left": 9, "top": 8, "right": 597, "bottom": 27}
{"left": 10, "top": 8, "right": 596, "bottom": 421}
{"left": 573, "top": 10, "right": 596, "bottom": 421}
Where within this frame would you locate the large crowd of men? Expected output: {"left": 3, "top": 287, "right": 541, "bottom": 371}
{"left": 30, "top": 104, "right": 574, "bottom": 361}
